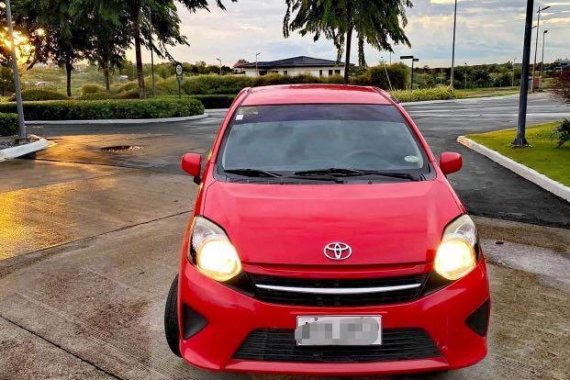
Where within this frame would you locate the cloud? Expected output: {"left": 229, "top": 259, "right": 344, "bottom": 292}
{"left": 129, "top": 0, "right": 570, "bottom": 67}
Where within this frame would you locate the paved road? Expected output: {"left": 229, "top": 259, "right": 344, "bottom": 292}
{"left": 28, "top": 92, "right": 570, "bottom": 227}
{"left": 0, "top": 94, "right": 569, "bottom": 380}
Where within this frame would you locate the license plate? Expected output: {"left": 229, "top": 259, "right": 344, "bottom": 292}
{"left": 295, "top": 316, "right": 382, "bottom": 346}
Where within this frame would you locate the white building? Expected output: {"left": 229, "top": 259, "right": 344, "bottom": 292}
{"left": 234, "top": 56, "right": 345, "bottom": 78}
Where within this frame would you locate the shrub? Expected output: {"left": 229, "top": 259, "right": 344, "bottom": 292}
{"left": 553, "top": 119, "right": 570, "bottom": 148}
{"left": 9, "top": 89, "right": 68, "bottom": 101}
{"left": 0, "top": 113, "right": 18, "bottom": 136}
{"left": 351, "top": 63, "right": 410, "bottom": 90}
{"left": 118, "top": 89, "right": 141, "bottom": 99}
{"left": 80, "top": 84, "right": 105, "bottom": 95}
{"left": 112, "top": 81, "right": 138, "bottom": 94}
{"left": 390, "top": 87, "right": 455, "bottom": 103}
{"left": 0, "top": 98, "right": 204, "bottom": 120}
{"left": 78, "top": 92, "right": 121, "bottom": 100}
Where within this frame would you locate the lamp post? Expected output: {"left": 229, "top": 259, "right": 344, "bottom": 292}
{"left": 380, "top": 56, "right": 393, "bottom": 91}
{"left": 514, "top": 0, "right": 536, "bottom": 147}
{"left": 540, "top": 30, "right": 548, "bottom": 89}
{"left": 148, "top": 7, "right": 155, "bottom": 97}
{"left": 1, "top": 0, "right": 26, "bottom": 142}
{"left": 255, "top": 52, "right": 261, "bottom": 77}
{"left": 450, "top": 0, "right": 458, "bottom": 89}
{"left": 216, "top": 58, "right": 222, "bottom": 75}
{"left": 400, "top": 55, "right": 419, "bottom": 90}
{"left": 531, "top": 4, "right": 551, "bottom": 92}
{"left": 512, "top": 58, "right": 517, "bottom": 87}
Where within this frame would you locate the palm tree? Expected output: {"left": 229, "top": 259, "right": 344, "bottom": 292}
{"left": 284, "top": 0, "right": 413, "bottom": 83}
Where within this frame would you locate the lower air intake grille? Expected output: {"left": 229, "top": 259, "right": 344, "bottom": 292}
{"left": 234, "top": 328, "right": 440, "bottom": 363}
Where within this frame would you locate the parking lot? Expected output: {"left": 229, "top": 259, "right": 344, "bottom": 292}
{"left": 0, "top": 94, "right": 569, "bottom": 379}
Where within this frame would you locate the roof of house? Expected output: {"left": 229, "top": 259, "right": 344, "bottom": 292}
{"left": 236, "top": 56, "right": 344, "bottom": 69}
{"left": 240, "top": 84, "right": 392, "bottom": 106}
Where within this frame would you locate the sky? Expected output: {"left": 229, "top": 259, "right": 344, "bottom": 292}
{"left": 130, "top": 0, "right": 570, "bottom": 68}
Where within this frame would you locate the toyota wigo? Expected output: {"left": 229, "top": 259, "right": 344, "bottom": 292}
{"left": 164, "top": 84, "right": 490, "bottom": 376}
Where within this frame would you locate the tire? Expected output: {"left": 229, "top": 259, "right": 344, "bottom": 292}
{"left": 164, "top": 275, "right": 181, "bottom": 357}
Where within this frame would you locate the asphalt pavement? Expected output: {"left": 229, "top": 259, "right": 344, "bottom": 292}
{"left": 0, "top": 93, "right": 569, "bottom": 380}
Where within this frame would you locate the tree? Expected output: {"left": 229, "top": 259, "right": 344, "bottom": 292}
{"left": 283, "top": 0, "right": 413, "bottom": 83}
{"left": 76, "top": 3, "right": 131, "bottom": 91}
{"left": 89, "top": 0, "right": 237, "bottom": 98}
{"left": 13, "top": 0, "right": 93, "bottom": 96}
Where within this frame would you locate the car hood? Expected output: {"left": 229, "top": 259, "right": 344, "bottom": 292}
{"left": 202, "top": 179, "right": 463, "bottom": 266}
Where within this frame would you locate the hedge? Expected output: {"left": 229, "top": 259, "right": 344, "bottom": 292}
{"left": 190, "top": 94, "right": 236, "bottom": 109}
{"left": 390, "top": 87, "right": 455, "bottom": 103}
{"left": 0, "top": 98, "right": 204, "bottom": 120}
{"left": 0, "top": 113, "right": 18, "bottom": 136}
{"left": 9, "top": 89, "right": 68, "bottom": 102}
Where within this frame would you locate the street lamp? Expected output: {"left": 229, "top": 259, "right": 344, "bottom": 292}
{"left": 514, "top": 0, "right": 536, "bottom": 147}
{"left": 255, "top": 52, "right": 261, "bottom": 77}
{"left": 0, "top": 0, "right": 26, "bottom": 142}
{"left": 531, "top": 4, "right": 551, "bottom": 92}
{"left": 512, "top": 58, "right": 517, "bottom": 87}
{"left": 450, "top": 0, "right": 458, "bottom": 89}
{"left": 540, "top": 30, "right": 548, "bottom": 89}
{"left": 380, "top": 56, "right": 393, "bottom": 91}
{"left": 216, "top": 58, "right": 222, "bottom": 75}
{"left": 400, "top": 55, "right": 419, "bottom": 90}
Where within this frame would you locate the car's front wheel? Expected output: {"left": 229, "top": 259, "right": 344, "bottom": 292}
{"left": 164, "top": 275, "right": 181, "bottom": 357}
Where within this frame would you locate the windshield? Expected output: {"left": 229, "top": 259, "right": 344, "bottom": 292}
{"left": 218, "top": 104, "right": 429, "bottom": 181}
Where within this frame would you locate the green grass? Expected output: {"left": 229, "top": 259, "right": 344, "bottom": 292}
{"left": 455, "top": 87, "right": 519, "bottom": 99}
{"left": 467, "top": 122, "right": 570, "bottom": 186}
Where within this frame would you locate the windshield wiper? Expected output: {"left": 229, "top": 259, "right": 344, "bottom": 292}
{"left": 224, "top": 169, "right": 282, "bottom": 178}
{"left": 293, "top": 168, "right": 421, "bottom": 181}
{"left": 293, "top": 168, "right": 367, "bottom": 177}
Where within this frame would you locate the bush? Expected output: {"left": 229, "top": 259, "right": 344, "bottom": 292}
{"left": 191, "top": 94, "right": 236, "bottom": 109}
{"left": 353, "top": 63, "right": 410, "bottom": 90}
{"left": 390, "top": 87, "right": 455, "bottom": 103}
{"left": 0, "top": 113, "right": 18, "bottom": 136}
{"left": 0, "top": 98, "right": 204, "bottom": 120}
{"left": 78, "top": 92, "right": 121, "bottom": 100}
{"left": 9, "top": 89, "right": 68, "bottom": 101}
{"left": 80, "top": 84, "right": 105, "bottom": 96}
{"left": 112, "top": 81, "right": 138, "bottom": 94}
{"left": 553, "top": 119, "right": 570, "bottom": 148}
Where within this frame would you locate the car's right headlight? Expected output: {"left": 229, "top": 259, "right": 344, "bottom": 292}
{"left": 434, "top": 215, "right": 478, "bottom": 281}
{"left": 189, "top": 216, "right": 242, "bottom": 282}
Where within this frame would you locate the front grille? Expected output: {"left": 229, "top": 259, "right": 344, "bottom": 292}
{"left": 234, "top": 328, "right": 440, "bottom": 363}
{"left": 246, "top": 274, "right": 428, "bottom": 307}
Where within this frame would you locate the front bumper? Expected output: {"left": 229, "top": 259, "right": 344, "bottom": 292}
{"left": 177, "top": 259, "right": 490, "bottom": 376}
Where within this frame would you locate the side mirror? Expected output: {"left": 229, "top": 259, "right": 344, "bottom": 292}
{"left": 439, "top": 152, "right": 463, "bottom": 175}
{"left": 181, "top": 153, "right": 202, "bottom": 178}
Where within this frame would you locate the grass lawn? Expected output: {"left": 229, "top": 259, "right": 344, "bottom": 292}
{"left": 455, "top": 87, "right": 520, "bottom": 99}
{"left": 467, "top": 122, "right": 570, "bottom": 186}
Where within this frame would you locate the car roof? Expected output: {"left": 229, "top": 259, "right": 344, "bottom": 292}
{"left": 240, "top": 84, "right": 393, "bottom": 106}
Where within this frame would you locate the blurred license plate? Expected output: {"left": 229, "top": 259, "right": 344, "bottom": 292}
{"left": 295, "top": 316, "right": 382, "bottom": 346}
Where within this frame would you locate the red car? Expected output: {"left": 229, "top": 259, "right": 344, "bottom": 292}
{"left": 164, "top": 84, "right": 490, "bottom": 376}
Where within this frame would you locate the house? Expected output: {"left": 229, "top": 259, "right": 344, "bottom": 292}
{"left": 234, "top": 56, "right": 345, "bottom": 78}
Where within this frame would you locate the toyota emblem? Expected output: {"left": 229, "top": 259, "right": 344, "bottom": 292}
{"left": 324, "top": 242, "right": 352, "bottom": 261}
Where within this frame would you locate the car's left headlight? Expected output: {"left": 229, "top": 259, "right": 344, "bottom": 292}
{"left": 434, "top": 215, "right": 478, "bottom": 280}
{"left": 190, "top": 216, "right": 242, "bottom": 282}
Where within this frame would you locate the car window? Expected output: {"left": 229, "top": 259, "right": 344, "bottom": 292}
{"left": 219, "top": 104, "right": 428, "bottom": 177}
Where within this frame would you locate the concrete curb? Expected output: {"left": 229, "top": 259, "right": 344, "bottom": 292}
{"left": 457, "top": 136, "right": 570, "bottom": 203}
{"left": 0, "top": 136, "right": 50, "bottom": 162}
{"left": 27, "top": 113, "right": 209, "bottom": 125}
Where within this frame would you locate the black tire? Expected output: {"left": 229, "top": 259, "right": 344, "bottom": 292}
{"left": 164, "top": 275, "right": 181, "bottom": 357}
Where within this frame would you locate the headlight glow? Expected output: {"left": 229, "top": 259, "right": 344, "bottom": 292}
{"left": 434, "top": 215, "right": 478, "bottom": 280}
{"left": 190, "top": 216, "right": 242, "bottom": 282}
